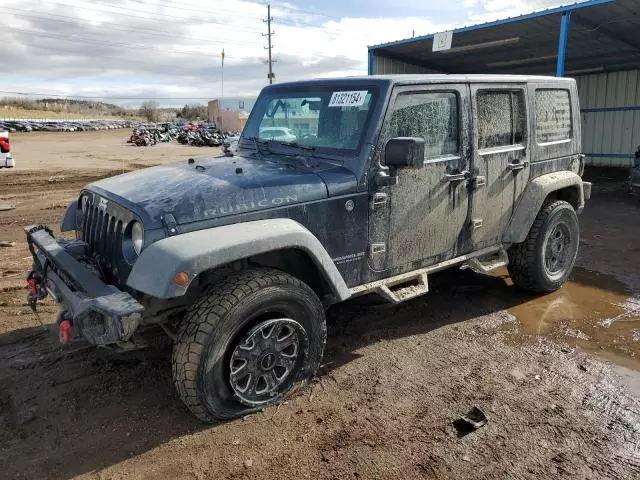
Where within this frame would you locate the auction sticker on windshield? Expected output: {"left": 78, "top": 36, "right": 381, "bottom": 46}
{"left": 328, "top": 91, "right": 368, "bottom": 108}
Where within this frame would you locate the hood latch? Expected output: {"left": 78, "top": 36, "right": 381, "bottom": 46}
{"left": 162, "top": 213, "right": 179, "bottom": 237}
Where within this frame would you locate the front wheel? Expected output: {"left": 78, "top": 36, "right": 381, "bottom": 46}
{"left": 507, "top": 199, "right": 579, "bottom": 293}
{"left": 172, "top": 268, "right": 326, "bottom": 423}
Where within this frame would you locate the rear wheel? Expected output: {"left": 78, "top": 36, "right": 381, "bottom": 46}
{"left": 507, "top": 199, "right": 579, "bottom": 293}
{"left": 172, "top": 268, "right": 326, "bottom": 423}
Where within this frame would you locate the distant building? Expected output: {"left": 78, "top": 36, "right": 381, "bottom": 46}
{"left": 207, "top": 99, "right": 249, "bottom": 132}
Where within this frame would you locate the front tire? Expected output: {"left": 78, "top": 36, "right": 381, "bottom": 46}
{"left": 507, "top": 199, "right": 579, "bottom": 293}
{"left": 172, "top": 268, "right": 326, "bottom": 423}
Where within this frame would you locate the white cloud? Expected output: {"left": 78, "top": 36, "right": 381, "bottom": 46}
{"left": 0, "top": 0, "right": 579, "bottom": 106}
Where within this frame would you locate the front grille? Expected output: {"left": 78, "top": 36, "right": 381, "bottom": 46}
{"left": 80, "top": 191, "right": 135, "bottom": 286}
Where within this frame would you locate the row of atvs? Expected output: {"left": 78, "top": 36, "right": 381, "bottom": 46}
{"left": 127, "top": 125, "right": 229, "bottom": 147}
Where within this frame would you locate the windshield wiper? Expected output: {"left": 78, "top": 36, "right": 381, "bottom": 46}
{"left": 273, "top": 140, "right": 315, "bottom": 151}
{"left": 243, "top": 136, "right": 270, "bottom": 155}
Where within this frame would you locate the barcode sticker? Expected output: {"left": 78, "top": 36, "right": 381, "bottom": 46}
{"left": 328, "top": 91, "right": 368, "bottom": 108}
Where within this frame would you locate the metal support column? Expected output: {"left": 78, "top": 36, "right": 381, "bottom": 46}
{"left": 556, "top": 11, "right": 571, "bottom": 76}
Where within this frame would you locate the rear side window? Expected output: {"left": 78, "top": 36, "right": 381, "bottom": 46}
{"left": 477, "top": 90, "right": 526, "bottom": 149}
{"left": 535, "top": 89, "right": 572, "bottom": 143}
{"left": 389, "top": 91, "right": 459, "bottom": 160}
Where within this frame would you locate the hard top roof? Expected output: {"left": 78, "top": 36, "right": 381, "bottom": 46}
{"left": 264, "top": 74, "right": 574, "bottom": 89}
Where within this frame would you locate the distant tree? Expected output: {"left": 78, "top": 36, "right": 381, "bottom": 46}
{"left": 181, "top": 104, "right": 208, "bottom": 121}
{"left": 139, "top": 100, "right": 159, "bottom": 122}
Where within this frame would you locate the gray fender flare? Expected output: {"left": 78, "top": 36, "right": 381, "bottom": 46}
{"left": 126, "top": 218, "right": 351, "bottom": 301}
{"left": 502, "top": 171, "right": 585, "bottom": 244}
{"left": 60, "top": 199, "right": 79, "bottom": 232}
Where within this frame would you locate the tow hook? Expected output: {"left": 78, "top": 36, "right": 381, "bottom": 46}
{"left": 26, "top": 273, "right": 47, "bottom": 315}
{"left": 58, "top": 319, "right": 73, "bottom": 345}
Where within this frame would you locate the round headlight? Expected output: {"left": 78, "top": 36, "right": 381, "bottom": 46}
{"left": 131, "top": 221, "right": 144, "bottom": 255}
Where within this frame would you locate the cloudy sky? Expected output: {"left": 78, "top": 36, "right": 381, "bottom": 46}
{"left": 2, "top": 0, "right": 574, "bottom": 107}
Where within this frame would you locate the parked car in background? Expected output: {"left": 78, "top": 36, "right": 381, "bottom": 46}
{"left": 0, "top": 130, "right": 14, "bottom": 169}
{"left": 259, "top": 126, "right": 297, "bottom": 142}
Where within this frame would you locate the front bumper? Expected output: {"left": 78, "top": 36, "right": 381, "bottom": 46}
{"left": 25, "top": 225, "right": 144, "bottom": 345}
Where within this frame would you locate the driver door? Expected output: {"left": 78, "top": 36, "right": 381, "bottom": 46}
{"left": 368, "top": 84, "right": 472, "bottom": 276}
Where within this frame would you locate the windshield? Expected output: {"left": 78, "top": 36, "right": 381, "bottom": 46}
{"left": 242, "top": 86, "right": 379, "bottom": 152}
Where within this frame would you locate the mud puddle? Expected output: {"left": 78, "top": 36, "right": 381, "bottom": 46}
{"left": 497, "top": 268, "right": 640, "bottom": 370}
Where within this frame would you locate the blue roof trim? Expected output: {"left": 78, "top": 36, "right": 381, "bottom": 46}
{"left": 368, "top": 0, "right": 615, "bottom": 51}
{"left": 585, "top": 153, "right": 634, "bottom": 158}
{"left": 582, "top": 105, "right": 640, "bottom": 113}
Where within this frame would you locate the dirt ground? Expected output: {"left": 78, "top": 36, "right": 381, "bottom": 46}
{"left": 1, "top": 132, "right": 640, "bottom": 479}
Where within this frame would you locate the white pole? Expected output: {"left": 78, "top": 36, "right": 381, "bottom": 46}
{"left": 220, "top": 49, "right": 225, "bottom": 131}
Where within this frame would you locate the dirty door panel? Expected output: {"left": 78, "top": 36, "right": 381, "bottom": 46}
{"left": 368, "top": 85, "right": 471, "bottom": 276}
{"left": 470, "top": 86, "right": 530, "bottom": 250}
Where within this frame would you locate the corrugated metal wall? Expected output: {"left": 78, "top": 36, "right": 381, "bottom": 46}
{"left": 576, "top": 70, "right": 640, "bottom": 167}
{"left": 371, "top": 58, "right": 639, "bottom": 168}
{"left": 372, "top": 55, "right": 437, "bottom": 75}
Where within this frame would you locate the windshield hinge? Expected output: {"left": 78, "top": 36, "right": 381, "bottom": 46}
{"left": 162, "top": 213, "right": 179, "bottom": 237}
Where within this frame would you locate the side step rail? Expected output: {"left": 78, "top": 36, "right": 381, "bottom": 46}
{"left": 466, "top": 248, "right": 509, "bottom": 274}
{"left": 377, "top": 272, "right": 429, "bottom": 304}
{"left": 349, "top": 245, "right": 504, "bottom": 304}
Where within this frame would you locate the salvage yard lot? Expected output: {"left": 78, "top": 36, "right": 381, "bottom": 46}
{"left": 1, "top": 130, "right": 640, "bottom": 479}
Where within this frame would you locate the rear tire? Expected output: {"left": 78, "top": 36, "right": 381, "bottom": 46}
{"left": 172, "top": 268, "right": 326, "bottom": 423}
{"left": 507, "top": 199, "right": 579, "bottom": 293}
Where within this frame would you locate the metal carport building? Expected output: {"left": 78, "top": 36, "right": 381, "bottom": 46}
{"left": 368, "top": 0, "right": 640, "bottom": 167}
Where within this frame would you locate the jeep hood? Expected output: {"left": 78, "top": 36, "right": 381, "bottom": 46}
{"left": 86, "top": 154, "right": 354, "bottom": 228}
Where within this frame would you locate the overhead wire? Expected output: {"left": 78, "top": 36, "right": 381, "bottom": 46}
{"left": 42, "top": 0, "right": 265, "bottom": 33}
{"left": 4, "top": 26, "right": 263, "bottom": 52}
{"left": 0, "top": 90, "right": 227, "bottom": 99}
{"left": 4, "top": 8, "right": 264, "bottom": 43}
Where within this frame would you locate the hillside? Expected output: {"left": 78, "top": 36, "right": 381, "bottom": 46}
{"left": 0, "top": 97, "right": 138, "bottom": 119}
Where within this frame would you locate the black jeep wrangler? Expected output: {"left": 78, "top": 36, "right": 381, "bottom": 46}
{"left": 26, "top": 75, "right": 590, "bottom": 422}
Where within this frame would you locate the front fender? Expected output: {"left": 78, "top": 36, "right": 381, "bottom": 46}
{"left": 126, "top": 219, "right": 350, "bottom": 301}
{"left": 60, "top": 199, "right": 79, "bottom": 232}
{"left": 502, "top": 171, "right": 585, "bottom": 244}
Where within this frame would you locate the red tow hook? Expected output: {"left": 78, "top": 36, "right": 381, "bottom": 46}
{"left": 27, "top": 278, "right": 39, "bottom": 297}
{"left": 26, "top": 276, "right": 46, "bottom": 316}
{"left": 58, "top": 320, "right": 73, "bottom": 345}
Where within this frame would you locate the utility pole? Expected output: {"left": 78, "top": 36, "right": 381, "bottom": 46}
{"left": 263, "top": 4, "right": 275, "bottom": 84}
{"left": 220, "top": 48, "right": 224, "bottom": 130}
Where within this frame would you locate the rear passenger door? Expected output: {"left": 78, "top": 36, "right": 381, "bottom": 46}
{"left": 470, "top": 85, "right": 530, "bottom": 250}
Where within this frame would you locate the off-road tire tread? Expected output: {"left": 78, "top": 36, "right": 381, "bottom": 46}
{"left": 508, "top": 199, "right": 575, "bottom": 293}
{"left": 171, "top": 268, "right": 321, "bottom": 423}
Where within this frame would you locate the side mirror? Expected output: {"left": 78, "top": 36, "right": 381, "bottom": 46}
{"left": 384, "top": 137, "right": 425, "bottom": 168}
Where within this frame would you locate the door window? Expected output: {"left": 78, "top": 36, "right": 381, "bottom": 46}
{"left": 389, "top": 92, "right": 459, "bottom": 160}
{"left": 476, "top": 90, "right": 526, "bottom": 149}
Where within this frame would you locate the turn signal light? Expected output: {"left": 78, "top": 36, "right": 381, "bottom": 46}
{"left": 175, "top": 272, "right": 189, "bottom": 286}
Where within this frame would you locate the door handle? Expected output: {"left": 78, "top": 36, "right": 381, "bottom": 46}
{"left": 507, "top": 161, "right": 529, "bottom": 171}
{"left": 444, "top": 171, "right": 469, "bottom": 182}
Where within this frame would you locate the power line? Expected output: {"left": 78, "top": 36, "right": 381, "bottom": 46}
{"left": 0, "top": 90, "right": 230, "bottom": 100}
{"left": 123, "top": 0, "right": 345, "bottom": 23}
{"left": 4, "top": 26, "right": 263, "bottom": 52}
{"left": 134, "top": 0, "right": 266, "bottom": 21}
{"left": 94, "top": 0, "right": 264, "bottom": 31}
{"left": 18, "top": 42, "right": 253, "bottom": 78}
{"left": 42, "top": 0, "right": 264, "bottom": 33}
{"left": 5, "top": 9, "right": 265, "bottom": 45}
{"left": 263, "top": 4, "right": 275, "bottom": 84}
